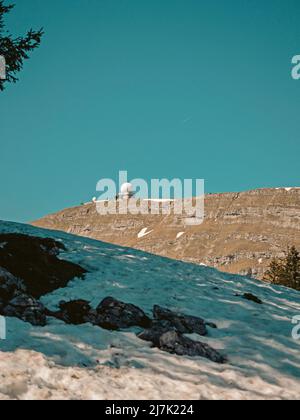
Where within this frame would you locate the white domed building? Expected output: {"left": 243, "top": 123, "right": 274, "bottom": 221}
{"left": 119, "top": 182, "right": 134, "bottom": 199}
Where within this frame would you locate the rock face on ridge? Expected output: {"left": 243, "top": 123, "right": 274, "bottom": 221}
{"left": 32, "top": 188, "right": 300, "bottom": 279}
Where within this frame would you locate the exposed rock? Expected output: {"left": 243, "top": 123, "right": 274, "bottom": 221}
{"left": 140, "top": 328, "right": 226, "bottom": 364}
{"left": 50, "top": 300, "right": 96, "bottom": 325}
{"left": 153, "top": 305, "right": 208, "bottom": 336}
{"left": 160, "top": 330, "right": 226, "bottom": 363}
{"left": 138, "top": 307, "right": 223, "bottom": 363}
{"left": 206, "top": 322, "right": 217, "bottom": 329}
{"left": 2, "top": 294, "right": 47, "bottom": 326}
{"left": 138, "top": 320, "right": 177, "bottom": 347}
{"left": 242, "top": 293, "right": 263, "bottom": 305}
{"left": 0, "top": 268, "right": 26, "bottom": 302}
{"left": 0, "top": 233, "right": 87, "bottom": 298}
{"left": 47, "top": 297, "right": 152, "bottom": 331}
{"left": 0, "top": 268, "right": 47, "bottom": 326}
{"left": 0, "top": 234, "right": 87, "bottom": 327}
{"left": 96, "top": 297, "right": 152, "bottom": 330}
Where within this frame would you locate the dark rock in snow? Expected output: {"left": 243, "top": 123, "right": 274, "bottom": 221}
{"left": 242, "top": 293, "right": 263, "bottom": 305}
{"left": 2, "top": 293, "right": 47, "bottom": 326}
{"left": 138, "top": 320, "right": 177, "bottom": 347}
{"left": 206, "top": 322, "right": 218, "bottom": 329}
{"left": 0, "top": 233, "right": 87, "bottom": 298}
{"left": 48, "top": 297, "right": 152, "bottom": 330}
{"left": 50, "top": 300, "right": 96, "bottom": 325}
{"left": 138, "top": 326, "right": 226, "bottom": 364}
{"left": 158, "top": 330, "right": 226, "bottom": 364}
{"left": 138, "top": 306, "right": 224, "bottom": 363}
{"left": 0, "top": 233, "right": 87, "bottom": 326}
{"left": 153, "top": 305, "right": 208, "bottom": 336}
{"left": 96, "top": 297, "right": 152, "bottom": 330}
{"left": 0, "top": 268, "right": 26, "bottom": 302}
{"left": 0, "top": 268, "right": 47, "bottom": 326}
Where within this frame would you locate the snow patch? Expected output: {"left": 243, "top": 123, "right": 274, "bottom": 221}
{"left": 275, "top": 187, "right": 300, "bottom": 192}
{"left": 137, "top": 228, "right": 153, "bottom": 239}
{"left": 176, "top": 232, "right": 185, "bottom": 239}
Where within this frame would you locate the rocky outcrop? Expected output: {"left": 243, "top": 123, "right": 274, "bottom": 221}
{"left": 46, "top": 296, "right": 226, "bottom": 364}
{"left": 0, "top": 233, "right": 87, "bottom": 298}
{"left": 153, "top": 305, "right": 208, "bottom": 336}
{"left": 157, "top": 330, "right": 226, "bottom": 363}
{"left": 139, "top": 322, "right": 225, "bottom": 363}
{"left": 242, "top": 293, "right": 263, "bottom": 305}
{"left": 0, "top": 234, "right": 87, "bottom": 326}
{"left": 2, "top": 294, "right": 46, "bottom": 326}
{"left": 0, "top": 268, "right": 46, "bottom": 326}
{"left": 50, "top": 297, "right": 152, "bottom": 330}
{"left": 96, "top": 297, "right": 152, "bottom": 330}
{"left": 0, "top": 232, "right": 226, "bottom": 363}
{"left": 138, "top": 320, "right": 177, "bottom": 346}
{"left": 0, "top": 268, "right": 26, "bottom": 301}
{"left": 138, "top": 305, "right": 224, "bottom": 363}
{"left": 32, "top": 188, "right": 300, "bottom": 279}
{"left": 48, "top": 300, "right": 96, "bottom": 325}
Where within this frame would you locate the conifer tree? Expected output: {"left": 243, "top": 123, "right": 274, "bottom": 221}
{"left": 264, "top": 259, "right": 284, "bottom": 285}
{"left": 283, "top": 246, "right": 300, "bottom": 290}
{"left": 264, "top": 246, "right": 300, "bottom": 291}
{"left": 0, "top": 1, "right": 43, "bottom": 91}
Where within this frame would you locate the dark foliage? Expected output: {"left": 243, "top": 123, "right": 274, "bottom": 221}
{"left": 0, "top": 1, "right": 43, "bottom": 90}
{"left": 264, "top": 246, "right": 300, "bottom": 291}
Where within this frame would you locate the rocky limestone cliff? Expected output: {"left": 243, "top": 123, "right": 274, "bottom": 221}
{"left": 32, "top": 188, "right": 300, "bottom": 279}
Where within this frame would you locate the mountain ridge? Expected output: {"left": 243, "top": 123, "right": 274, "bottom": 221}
{"left": 32, "top": 187, "right": 300, "bottom": 279}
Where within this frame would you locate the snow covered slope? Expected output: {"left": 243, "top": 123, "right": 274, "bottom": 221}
{"left": 0, "top": 221, "right": 300, "bottom": 400}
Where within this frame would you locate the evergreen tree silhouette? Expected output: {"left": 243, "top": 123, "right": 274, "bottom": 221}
{"left": 264, "top": 246, "right": 300, "bottom": 291}
{"left": 0, "top": 1, "right": 43, "bottom": 91}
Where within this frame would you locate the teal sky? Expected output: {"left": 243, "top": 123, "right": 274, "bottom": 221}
{"left": 0, "top": 0, "right": 300, "bottom": 222}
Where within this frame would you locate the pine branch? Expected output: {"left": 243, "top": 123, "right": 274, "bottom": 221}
{"left": 0, "top": 1, "right": 43, "bottom": 91}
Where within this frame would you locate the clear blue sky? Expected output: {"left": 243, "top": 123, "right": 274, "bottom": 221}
{"left": 0, "top": 0, "right": 300, "bottom": 222}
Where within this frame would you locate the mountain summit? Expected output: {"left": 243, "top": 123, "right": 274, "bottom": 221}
{"left": 33, "top": 188, "right": 300, "bottom": 279}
